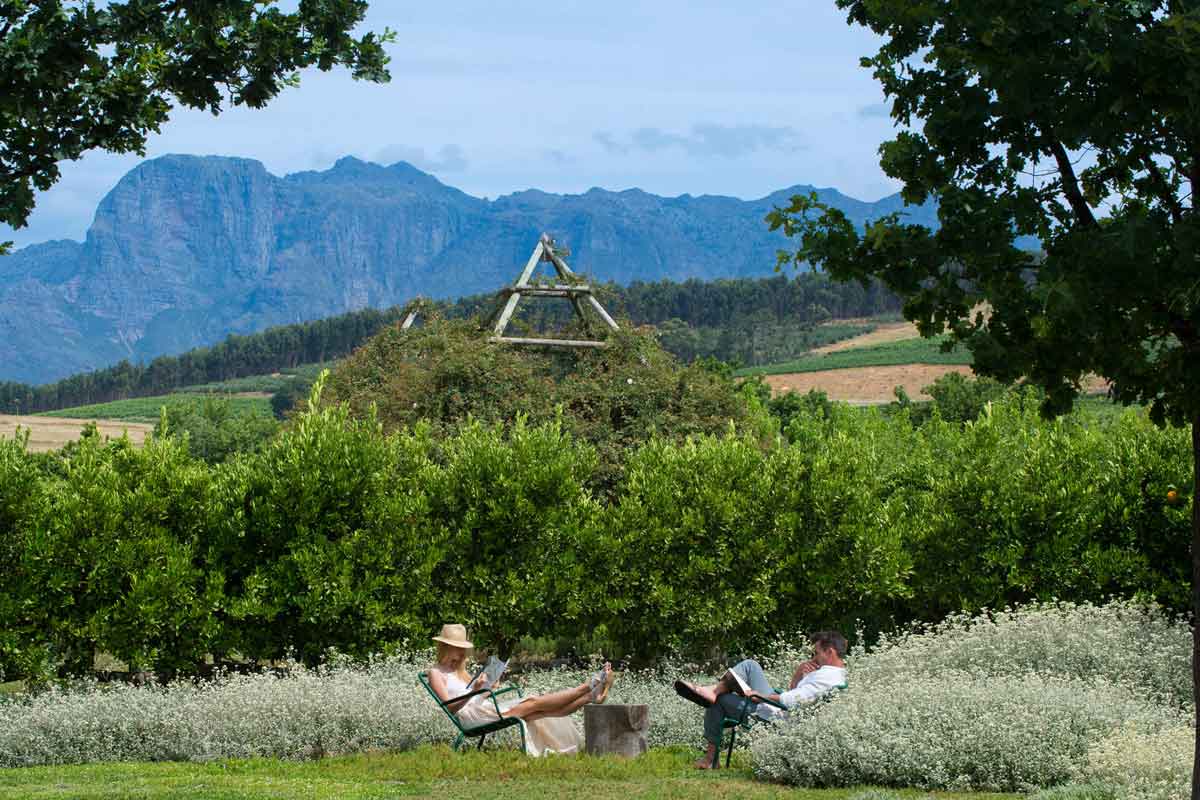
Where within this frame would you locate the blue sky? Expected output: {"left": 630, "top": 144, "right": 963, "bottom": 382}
{"left": 5, "top": 1, "right": 899, "bottom": 249}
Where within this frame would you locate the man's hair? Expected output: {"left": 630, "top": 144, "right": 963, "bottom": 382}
{"left": 811, "top": 630, "right": 847, "bottom": 657}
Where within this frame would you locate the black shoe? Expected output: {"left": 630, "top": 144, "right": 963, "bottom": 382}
{"left": 674, "top": 679, "right": 713, "bottom": 708}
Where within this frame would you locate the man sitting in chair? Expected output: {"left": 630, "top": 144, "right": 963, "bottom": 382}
{"left": 675, "top": 630, "right": 848, "bottom": 769}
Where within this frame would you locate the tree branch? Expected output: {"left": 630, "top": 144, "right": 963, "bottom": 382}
{"left": 1156, "top": 300, "right": 1200, "bottom": 349}
{"left": 1191, "top": 146, "right": 1199, "bottom": 214}
{"left": 1145, "top": 158, "right": 1184, "bottom": 225}
{"left": 1047, "top": 139, "right": 1100, "bottom": 228}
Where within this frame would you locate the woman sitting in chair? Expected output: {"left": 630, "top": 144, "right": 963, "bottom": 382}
{"left": 427, "top": 623, "right": 617, "bottom": 756}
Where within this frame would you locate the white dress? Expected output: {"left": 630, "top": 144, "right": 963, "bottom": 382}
{"left": 437, "top": 667, "right": 583, "bottom": 756}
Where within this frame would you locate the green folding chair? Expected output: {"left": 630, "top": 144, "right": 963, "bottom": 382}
{"left": 418, "top": 671, "right": 527, "bottom": 753}
{"left": 716, "top": 684, "right": 847, "bottom": 768}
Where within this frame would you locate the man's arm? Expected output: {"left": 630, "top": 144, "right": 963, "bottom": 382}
{"left": 778, "top": 670, "right": 844, "bottom": 709}
{"left": 747, "top": 690, "right": 785, "bottom": 706}
{"left": 789, "top": 660, "right": 818, "bottom": 690}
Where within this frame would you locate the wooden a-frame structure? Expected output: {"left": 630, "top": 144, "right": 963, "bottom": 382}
{"left": 485, "top": 233, "right": 619, "bottom": 348}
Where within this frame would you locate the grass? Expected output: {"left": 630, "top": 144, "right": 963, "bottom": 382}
{"left": 36, "top": 394, "right": 273, "bottom": 423}
{"left": 0, "top": 747, "right": 1020, "bottom": 800}
{"left": 737, "top": 335, "right": 972, "bottom": 377}
{"left": 1073, "top": 394, "right": 1146, "bottom": 423}
{"left": 179, "top": 375, "right": 297, "bottom": 394}
{"left": 179, "top": 363, "right": 333, "bottom": 395}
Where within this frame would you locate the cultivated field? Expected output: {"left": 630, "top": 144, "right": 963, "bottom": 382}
{"left": 810, "top": 319, "right": 921, "bottom": 354}
{"left": 0, "top": 414, "right": 153, "bottom": 453}
{"left": 38, "top": 393, "right": 273, "bottom": 423}
{"left": 765, "top": 364, "right": 975, "bottom": 403}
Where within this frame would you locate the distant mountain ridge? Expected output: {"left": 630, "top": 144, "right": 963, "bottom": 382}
{"left": 0, "top": 155, "right": 939, "bottom": 384}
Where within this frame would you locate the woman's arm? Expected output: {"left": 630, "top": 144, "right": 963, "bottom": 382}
{"left": 428, "top": 669, "right": 480, "bottom": 714}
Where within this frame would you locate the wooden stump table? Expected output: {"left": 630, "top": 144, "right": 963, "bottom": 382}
{"left": 583, "top": 703, "right": 649, "bottom": 757}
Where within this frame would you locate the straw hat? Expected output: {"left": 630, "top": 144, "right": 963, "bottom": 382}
{"left": 432, "top": 623, "right": 473, "bottom": 649}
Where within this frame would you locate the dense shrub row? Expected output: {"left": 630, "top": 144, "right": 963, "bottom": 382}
{"left": 0, "top": 370, "right": 1190, "bottom": 682}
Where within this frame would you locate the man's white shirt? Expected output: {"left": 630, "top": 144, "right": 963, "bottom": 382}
{"left": 756, "top": 665, "right": 847, "bottom": 720}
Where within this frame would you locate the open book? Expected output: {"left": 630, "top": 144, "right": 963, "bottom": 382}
{"left": 471, "top": 655, "right": 508, "bottom": 688}
{"left": 722, "top": 667, "right": 753, "bottom": 696}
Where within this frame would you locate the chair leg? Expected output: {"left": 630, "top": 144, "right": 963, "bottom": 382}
{"left": 477, "top": 734, "right": 487, "bottom": 751}
{"left": 452, "top": 733, "right": 465, "bottom": 751}
{"left": 725, "top": 727, "right": 736, "bottom": 768}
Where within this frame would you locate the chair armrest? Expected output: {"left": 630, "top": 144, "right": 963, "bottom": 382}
{"left": 446, "top": 687, "right": 492, "bottom": 706}
{"left": 483, "top": 685, "right": 526, "bottom": 716}
{"left": 748, "top": 693, "right": 788, "bottom": 711}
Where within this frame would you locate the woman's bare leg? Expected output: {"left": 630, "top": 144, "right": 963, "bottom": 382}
{"left": 520, "top": 683, "right": 600, "bottom": 722}
{"left": 503, "top": 663, "right": 612, "bottom": 721}
{"left": 504, "top": 682, "right": 590, "bottom": 721}
{"left": 558, "top": 691, "right": 595, "bottom": 717}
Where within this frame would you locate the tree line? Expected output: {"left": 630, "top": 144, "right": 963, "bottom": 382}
{"left": 0, "top": 273, "right": 900, "bottom": 414}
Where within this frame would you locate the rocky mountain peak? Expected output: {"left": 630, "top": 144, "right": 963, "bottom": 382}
{"left": 0, "top": 155, "right": 938, "bottom": 384}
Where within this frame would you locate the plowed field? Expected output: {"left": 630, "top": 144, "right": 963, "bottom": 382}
{"left": 0, "top": 415, "right": 153, "bottom": 453}
{"left": 764, "top": 364, "right": 975, "bottom": 404}
{"left": 810, "top": 320, "right": 922, "bottom": 354}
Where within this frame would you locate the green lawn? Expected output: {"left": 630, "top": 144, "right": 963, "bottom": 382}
{"left": 737, "top": 335, "right": 972, "bottom": 377}
{"left": 36, "top": 394, "right": 272, "bottom": 423}
{"left": 0, "top": 747, "right": 1019, "bottom": 800}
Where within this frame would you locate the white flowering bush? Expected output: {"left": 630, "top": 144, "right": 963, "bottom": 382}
{"left": 0, "top": 654, "right": 728, "bottom": 766}
{"left": 1, "top": 598, "right": 1191, "bottom": 798}
{"left": 1073, "top": 722, "right": 1194, "bottom": 800}
{"left": 752, "top": 601, "right": 1193, "bottom": 794}
{"left": 752, "top": 671, "right": 1183, "bottom": 792}
{"left": 0, "top": 655, "right": 446, "bottom": 767}
{"left": 850, "top": 601, "right": 1192, "bottom": 708}
{"left": 1028, "top": 786, "right": 1115, "bottom": 800}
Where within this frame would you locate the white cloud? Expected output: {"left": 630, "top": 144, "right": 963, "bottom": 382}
{"left": 374, "top": 144, "right": 469, "bottom": 173}
{"left": 595, "top": 124, "right": 803, "bottom": 158}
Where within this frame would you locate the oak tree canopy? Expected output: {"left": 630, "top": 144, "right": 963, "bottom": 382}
{"left": 0, "top": 0, "right": 392, "bottom": 252}
{"left": 769, "top": 2, "right": 1200, "bottom": 794}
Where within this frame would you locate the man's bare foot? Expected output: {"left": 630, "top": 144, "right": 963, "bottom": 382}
{"left": 693, "top": 745, "right": 719, "bottom": 769}
{"left": 682, "top": 680, "right": 717, "bottom": 705}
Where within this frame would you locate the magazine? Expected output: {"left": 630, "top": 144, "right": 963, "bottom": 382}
{"left": 471, "top": 655, "right": 508, "bottom": 688}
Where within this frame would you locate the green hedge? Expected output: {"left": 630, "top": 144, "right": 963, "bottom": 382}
{"left": 0, "top": 381, "right": 1191, "bottom": 680}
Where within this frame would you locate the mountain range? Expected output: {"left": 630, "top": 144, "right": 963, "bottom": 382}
{"left": 0, "top": 155, "right": 939, "bottom": 384}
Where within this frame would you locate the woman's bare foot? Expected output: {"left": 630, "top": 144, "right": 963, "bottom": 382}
{"left": 589, "top": 663, "right": 612, "bottom": 702}
{"left": 597, "top": 666, "right": 618, "bottom": 703}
